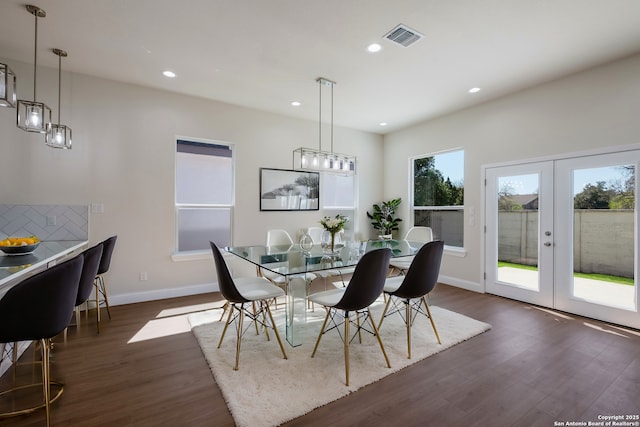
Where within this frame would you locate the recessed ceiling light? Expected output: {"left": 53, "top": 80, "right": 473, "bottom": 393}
{"left": 367, "top": 43, "right": 382, "bottom": 53}
{"left": 163, "top": 70, "right": 176, "bottom": 78}
{"left": 291, "top": 101, "right": 301, "bottom": 107}
{"left": 379, "top": 122, "right": 388, "bottom": 126}
{"left": 469, "top": 87, "right": 481, "bottom": 93}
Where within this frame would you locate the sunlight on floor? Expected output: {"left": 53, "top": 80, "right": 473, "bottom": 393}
{"left": 157, "top": 301, "right": 223, "bottom": 318}
{"left": 128, "top": 299, "right": 226, "bottom": 343}
{"left": 582, "top": 321, "right": 640, "bottom": 338}
{"left": 527, "top": 305, "right": 574, "bottom": 320}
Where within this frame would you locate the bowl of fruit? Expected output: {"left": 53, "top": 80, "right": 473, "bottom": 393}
{"left": 0, "top": 236, "right": 40, "bottom": 255}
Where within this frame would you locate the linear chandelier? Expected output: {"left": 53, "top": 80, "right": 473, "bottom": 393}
{"left": 16, "top": 5, "right": 52, "bottom": 134}
{"left": 293, "top": 77, "right": 356, "bottom": 175}
{"left": 45, "top": 49, "right": 72, "bottom": 149}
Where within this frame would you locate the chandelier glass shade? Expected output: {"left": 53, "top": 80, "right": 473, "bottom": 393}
{"left": 0, "top": 63, "right": 17, "bottom": 108}
{"left": 45, "top": 48, "right": 72, "bottom": 149}
{"left": 16, "top": 5, "right": 52, "bottom": 134}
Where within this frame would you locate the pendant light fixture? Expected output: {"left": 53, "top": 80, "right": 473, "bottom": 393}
{"left": 45, "top": 49, "right": 72, "bottom": 149}
{"left": 293, "top": 77, "right": 356, "bottom": 175}
{"left": 0, "top": 62, "right": 17, "bottom": 107}
{"left": 16, "top": 4, "right": 51, "bottom": 133}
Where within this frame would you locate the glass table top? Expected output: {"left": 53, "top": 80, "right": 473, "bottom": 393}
{"left": 225, "top": 239, "right": 423, "bottom": 277}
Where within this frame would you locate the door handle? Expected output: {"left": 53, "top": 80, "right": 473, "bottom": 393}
{"left": 544, "top": 242, "right": 552, "bottom": 247}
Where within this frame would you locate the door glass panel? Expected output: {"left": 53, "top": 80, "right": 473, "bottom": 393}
{"left": 496, "top": 174, "right": 540, "bottom": 290}
{"left": 572, "top": 165, "right": 635, "bottom": 310}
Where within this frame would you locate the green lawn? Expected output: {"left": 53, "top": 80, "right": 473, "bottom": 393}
{"left": 497, "top": 261, "right": 635, "bottom": 286}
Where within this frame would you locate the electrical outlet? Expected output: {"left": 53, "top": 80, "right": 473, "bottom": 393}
{"left": 46, "top": 215, "right": 56, "bottom": 226}
{"left": 139, "top": 272, "right": 148, "bottom": 281}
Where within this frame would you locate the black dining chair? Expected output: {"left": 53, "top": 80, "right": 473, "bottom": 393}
{"left": 210, "top": 242, "right": 288, "bottom": 371}
{"left": 308, "top": 248, "right": 392, "bottom": 386}
{"left": 0, "top": 254, "right": 84, "bottom": 426}
{"left": 378, "top": 240, "right": 444, "bottom": 359}
{"left": 73, "top": 242, "right": 104, "bottom": 331}
{"left": 95, "top": 235, "right": 117, "bottom": 332}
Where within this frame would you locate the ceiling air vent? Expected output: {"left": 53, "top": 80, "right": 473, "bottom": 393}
{"left": 384, "top": 24, "right": 424, "bottom": 47}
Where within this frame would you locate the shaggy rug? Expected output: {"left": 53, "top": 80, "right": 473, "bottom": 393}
{"left": 189, "top": 300, "right": 491, "bottom": 427}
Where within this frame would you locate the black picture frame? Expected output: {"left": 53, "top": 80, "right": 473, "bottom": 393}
{"left": 260, "top": 168, "right": 320, "bottom": 211}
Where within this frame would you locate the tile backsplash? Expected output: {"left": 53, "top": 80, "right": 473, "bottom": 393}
{"left": 0, "top": 204, "right": 88, "bottom": 241}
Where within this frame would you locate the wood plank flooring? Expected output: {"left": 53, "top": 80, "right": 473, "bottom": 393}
{"left": 1, "top": 284, "right": 639, "bottom": 427}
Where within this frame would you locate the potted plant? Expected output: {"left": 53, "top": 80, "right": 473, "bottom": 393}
{"left": 367, "top": 198, "right": 402, "bottom": 239}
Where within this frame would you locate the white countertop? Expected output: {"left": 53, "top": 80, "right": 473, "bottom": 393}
{"left": 0, "top": 240, "right": 88, "bottom": 298}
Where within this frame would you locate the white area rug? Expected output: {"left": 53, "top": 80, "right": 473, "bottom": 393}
{"left": 189, "top": 300, "right": 491, "bottom": 427}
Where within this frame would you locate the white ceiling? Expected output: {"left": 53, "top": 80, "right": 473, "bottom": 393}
{"left": 1, "top": 0, "right": 640, "bottom": 134}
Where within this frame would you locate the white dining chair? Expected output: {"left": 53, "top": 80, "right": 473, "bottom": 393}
{"left": 389, "top": 226, "right": 434, "bottom": 275}
{"left": 260, "top": 229, "right": 315, "bottom": 308}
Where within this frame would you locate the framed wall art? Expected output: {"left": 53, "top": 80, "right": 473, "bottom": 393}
{"left": 260, "top": 168, "right": 320, "bottom": 211}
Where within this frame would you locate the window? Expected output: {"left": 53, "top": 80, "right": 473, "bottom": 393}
{"left": 321, "top": 173, "right": 355, "bottom": 209}
{"left": 412, "top": 149, "right": 464, "bottom": 248}
{"left": 321, "top": 173, "right": 356, "bottom": 238}
{"left": 175, "top": 138, "right": 233, "bottom": 252}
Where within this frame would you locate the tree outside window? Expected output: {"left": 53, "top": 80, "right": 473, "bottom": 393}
{"left": 412, "top": 150, "right": 464, "bottom": 247}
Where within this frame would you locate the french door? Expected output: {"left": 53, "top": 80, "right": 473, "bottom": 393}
{"left": 485, "top": 151, "right": 639, "bottom": 329}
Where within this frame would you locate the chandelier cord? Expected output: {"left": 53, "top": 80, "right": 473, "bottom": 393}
{"left": 32, "top": 11, "right": 38, "bottom": 101}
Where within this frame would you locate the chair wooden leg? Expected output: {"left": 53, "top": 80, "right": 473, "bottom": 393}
{"left": 252, "top": 302, "right": 261, "bottom": 336}
{"left": 234, "top": 305, "right": 244, "bottom": 371}
{"left": 264, "top": 302, "right": 287, "bottom": 360}
{"left": 311, "top": 309, "right": 331, "bottom": 358}
{"left": 406, "top": 300, "right": 412, "bottom": 359}
{"left": 344, "top": 311, "right": 350, "bottom": 386}
{"left": 218, "top": 303, "right": 234, "bottom": 348}
{"left": 218, "top": 301, "right": 229, "bottom": 321}
{"left": 259, "top": 302, "right": 271, "bottom": 341}
{"left": 378, "top": 295, "right": 392, "bottom": 329}
{"left": 368, "top": 308, "right": 391, "bottom": 369}
{"left": 422, "top": 296, "right": 441, "bottom": 344}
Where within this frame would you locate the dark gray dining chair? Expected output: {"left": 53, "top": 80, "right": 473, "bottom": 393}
{"left": 379, "top": 240, "right": 444, "bottom": 359}
{"left": 210, "top": 242, "right": 288, "bottom": 370}
{"left": 308, "top": 248, "right": 392, "bottom": 386}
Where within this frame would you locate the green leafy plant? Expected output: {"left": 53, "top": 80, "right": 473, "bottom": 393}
{"left": 367, "top": 198, "right": 402, "bottom": 235}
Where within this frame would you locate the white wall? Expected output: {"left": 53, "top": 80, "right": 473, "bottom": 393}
{"left": 0, "top": 57, "right": 383, "bottom": 304}
{"left": 383, "top": 53, "right": 640, "bottom": 292}
{"left": 5, "top": 52, "right": 639, "bottom": 303}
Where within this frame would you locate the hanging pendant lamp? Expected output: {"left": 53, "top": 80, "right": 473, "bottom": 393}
{"left": 0, "top": 62, "right": 17, "bottom": 107}
{"left": 16, "top": 5, "right": 51, "bottom": 133}
{"left": 293, "top": 77, "right": 355, "bottom": 175}
{"left": 45, "top": 49, "right": 72, "bottom": 149}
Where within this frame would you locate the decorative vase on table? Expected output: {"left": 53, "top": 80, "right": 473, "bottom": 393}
{"left": 299, "top": 232, "right": 313, "bottom": 255}
{"left": 319, "top": 214, "right": 349, "bottom": 256}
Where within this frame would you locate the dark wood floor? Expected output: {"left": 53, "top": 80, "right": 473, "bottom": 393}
{"left": 1, "top": 284, "right": 639, "bottom": 427}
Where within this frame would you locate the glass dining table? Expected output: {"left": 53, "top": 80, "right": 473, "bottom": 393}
{"left": 225, "top": 239, "right": 424, "bottom": 346}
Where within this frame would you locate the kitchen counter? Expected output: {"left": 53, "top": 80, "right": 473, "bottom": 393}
{"left": 0, "top": 240, "right": 88, "bottom": 298}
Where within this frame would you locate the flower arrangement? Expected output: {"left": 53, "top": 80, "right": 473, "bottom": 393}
{"left": 319, "top": 214, "right": 349, "bottom": 234}
{"left": 319, "top": 214, "right": 349, "bottom": 253}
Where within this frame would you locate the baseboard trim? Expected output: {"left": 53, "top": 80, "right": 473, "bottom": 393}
{"left": 106, "top": 275, "right": 482, "bottom": 307}
{"left": 109, "top": 282, "right": 219, "bottom": 306}
{"left": 439, "top": 275, "right": 483, "bottom": 293}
